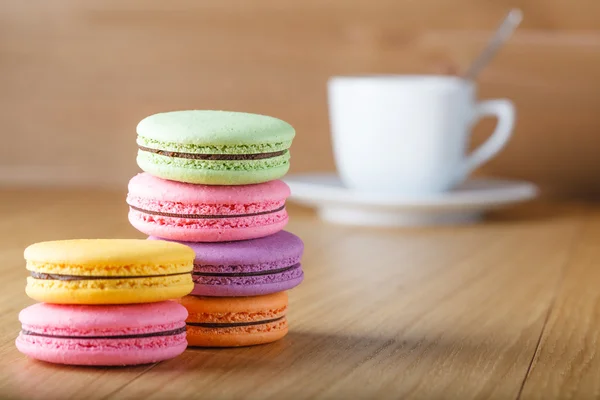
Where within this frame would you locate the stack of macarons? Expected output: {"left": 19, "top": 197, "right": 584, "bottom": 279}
{"left": 16, "top": 239, "right": 195, "bottom": 365}
{"left": 127, "top": 110, "right": 304, "bottom": 347}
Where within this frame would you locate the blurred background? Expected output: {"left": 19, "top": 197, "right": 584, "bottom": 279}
{"left": 1, "top": 0, "right": 600, "bottom": 198}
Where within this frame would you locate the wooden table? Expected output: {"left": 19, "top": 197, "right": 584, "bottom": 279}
{"left": 1, "top": 188, "right": 599, "bottom": 399}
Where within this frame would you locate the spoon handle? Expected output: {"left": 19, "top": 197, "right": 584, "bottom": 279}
{"left": 463, "top": 9, "right": 523, "bottom": 81}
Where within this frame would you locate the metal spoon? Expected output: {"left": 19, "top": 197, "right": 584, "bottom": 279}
{"left": 463, "top": 9, "right": 523, "bottom": 80}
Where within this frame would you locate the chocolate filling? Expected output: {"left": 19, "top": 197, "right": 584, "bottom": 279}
{"left": 138, "top": 146, "right": 286, "bottom": 160}
{"left": 21, "top": 326, "right": 186, "bottom": 340}
{"left": 186, "top": 316, "right": 285, "bottom": 329}
{"left": 30, "top": 271, "right": 190, "bottom": 281}
{"left": 193, "top": 263, "right": 300, "bottom": 278}
{"left": 128, "top": 204, "right": 285, "bottom": 220}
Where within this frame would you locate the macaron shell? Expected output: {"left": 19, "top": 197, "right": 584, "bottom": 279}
{"left": 19, "top": 301, "right": 188, "bottom": 330}
{"left": 153, "top": 231, "right": 304, "bottom": 296}
{"left": 135, "top": 110, "right": 294, "bottom": 186}
{"left": 181, "top": 292, "right": 287, "bottom": 314}
{"left": 16, "top": 336, "right": 187, "bottom": 366}
{"left": 24, "top": 239, "right": 194, "bottom": 266}
{"left": 186, "top": 321, "right": 287, "bottom": 347}
{"left": 132, "top": 215, "right": 288, "bottom": 243}
{"left": 137, "top": 153, "right": 290, "bottom": 185}
{"left": 136, "top": 110, "right": 295, "bottom": 146}
{"left": 179, "top": 293, "right": 288, "bottom": 347}
{"left": 24, "top": 239, "right": 194, "bottom": 304}
{"left": 174, "top": 230, "right": 304, "bottom": 265}
{"left": 127, "top": 175, "right": 291, "bottom": 242}
{"left": 25, "top": 275, "right": 194, "bottom": 304}
{"left": 16, "top": 302, "right": 188, "bottom": 366}
{"left": 127, "top": 173, "right": 291, "bottom": 204}
{"left": 190, "top": 276, "right": 303, "bottom": 297}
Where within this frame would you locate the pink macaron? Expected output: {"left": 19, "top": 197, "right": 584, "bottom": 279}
{"left": 16, "top": 302, "right": 188, "bottom": 366}
{"left": 127, "top": 172, "right": 290, "bottom": 242}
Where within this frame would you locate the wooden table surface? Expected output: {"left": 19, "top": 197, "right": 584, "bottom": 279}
{"left": 1, "top": 188, "right": 600, "bottom": 399}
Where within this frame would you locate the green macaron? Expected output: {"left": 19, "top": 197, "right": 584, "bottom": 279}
{"left": 136, "top": 110, "right": 295, "bottom": 185}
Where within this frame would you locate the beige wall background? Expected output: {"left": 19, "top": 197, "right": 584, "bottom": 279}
{"left": 2, "top": 0, "right": 600, "bottom": 197}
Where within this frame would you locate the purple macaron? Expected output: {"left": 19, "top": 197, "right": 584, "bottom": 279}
{"left": 149, "top": 231, "right": 304, "bottom": 296}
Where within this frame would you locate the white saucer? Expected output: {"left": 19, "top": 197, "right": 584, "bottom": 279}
{"left": 284, "top": 174, "right": 539, "bottom": 227}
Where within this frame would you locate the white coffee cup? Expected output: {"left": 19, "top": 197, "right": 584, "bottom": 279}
{"left": 328, "top": 75, "right": 515, "bottom": 194}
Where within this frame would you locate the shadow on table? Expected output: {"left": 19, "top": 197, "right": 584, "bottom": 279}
{"left": 172, "top": 329, "right": 521, "bottom": 371}
{"left": 148, "top": 329, "right": 529, "bottom": 397}
{"left": 3, "top": 329, "right": 529, "bottom": 398}
{"left": 485, "top": 201, "right": 585, "bottom": 224}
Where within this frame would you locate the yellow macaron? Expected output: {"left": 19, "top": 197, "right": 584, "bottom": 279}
{"left": 25, "top": 239, "right": 194, "bottom": 304}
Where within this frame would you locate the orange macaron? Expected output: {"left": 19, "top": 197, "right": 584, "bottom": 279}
{"left": 179, "top": 292, "right": 288, "bottom": 347}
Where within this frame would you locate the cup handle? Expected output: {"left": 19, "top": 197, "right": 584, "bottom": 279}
{"left": 462, "top": 99, "right": 516, "bottom": 176}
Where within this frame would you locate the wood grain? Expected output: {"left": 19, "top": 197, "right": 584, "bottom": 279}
{"left": 520, "top": 209, "right": 600, "bottom": 399}
{"left": 0, "top": 189, "right": 596, "bottom": 398}
{"left": 1, "top": 1, "right": 600, "bottom": 197}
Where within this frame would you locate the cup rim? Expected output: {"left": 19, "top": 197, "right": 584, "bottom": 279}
{"left": 328, "top": 74, "right": 472, "bottom": 88}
